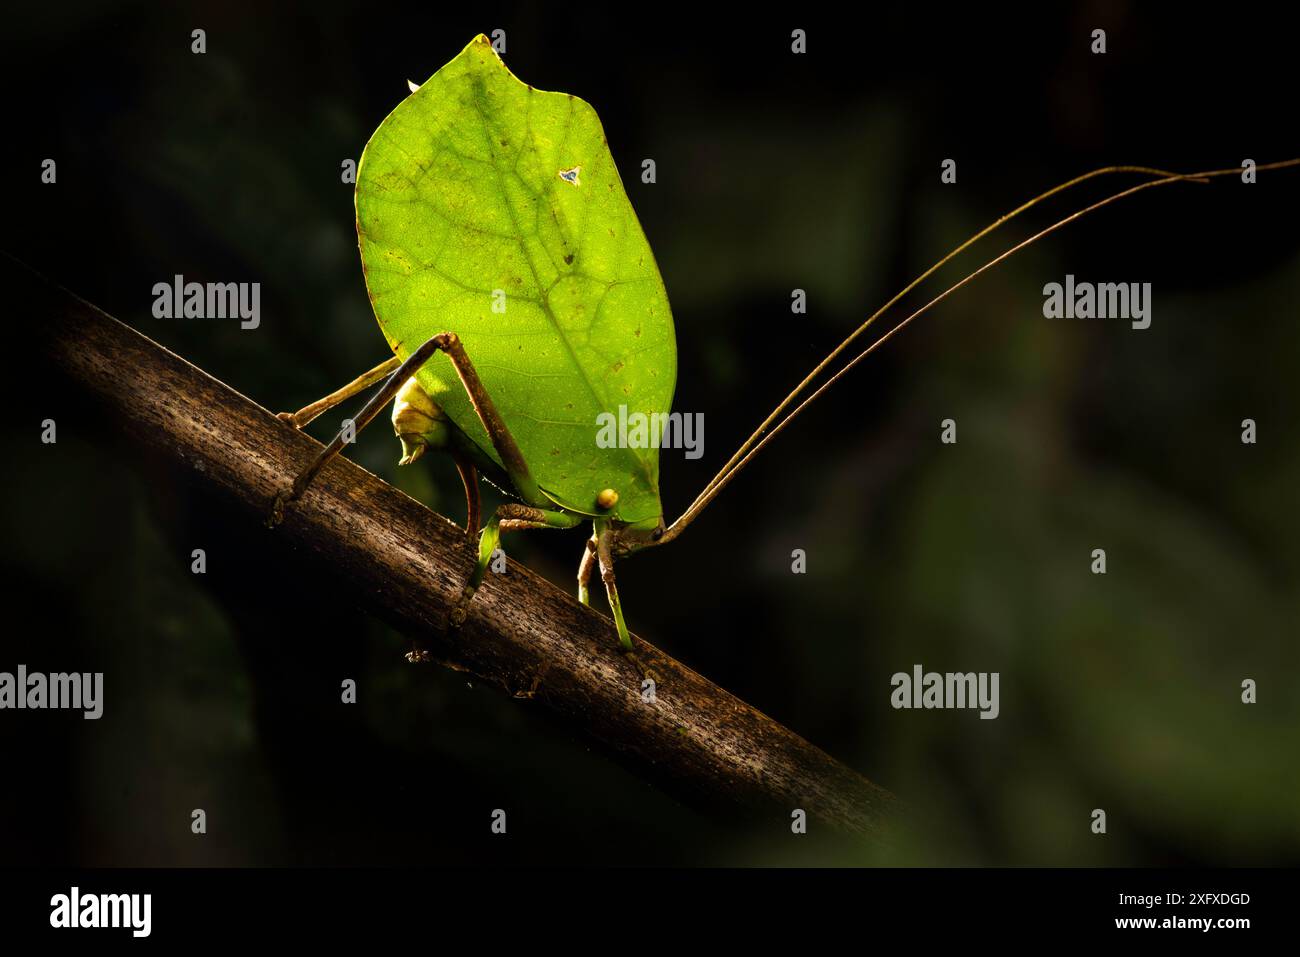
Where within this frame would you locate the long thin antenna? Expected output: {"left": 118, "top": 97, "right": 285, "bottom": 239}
{"left": 686, "top": 165, "right": 1189, "bottom": 509}
{"left": 659, "top": 158, "right": 1299, "bottom": 544}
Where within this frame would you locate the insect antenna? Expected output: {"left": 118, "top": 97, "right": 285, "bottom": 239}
{"left": 659, "top": 158, "right": 1300, "bottom": 544}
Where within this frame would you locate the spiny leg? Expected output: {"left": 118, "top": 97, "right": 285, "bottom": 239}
{"left": 268, "top": 332, "right": 568, "bottom": 643}
{"left": 576, "top": 534, "right": 598, "bottom": 605}
{"left": 269, "top": 331, "right": 544, "bottom": 526}
{"left": 269, "top": 343, "right": 440, "bottom": 525}
{"left": 434, "top": 333, "right": 542, "bottom": 505}
{"left": 450, "top": 505, "right": 582, "bottom": 627}
{"left": 278, "top": 356, "right": 401, "bottom": 429}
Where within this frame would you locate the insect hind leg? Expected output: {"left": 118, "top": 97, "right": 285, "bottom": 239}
{"left": 268, "top": 331, "right": 542, "bottom": 527}
{"left": 278, "top": 356, "right": 401, "bottom": 429}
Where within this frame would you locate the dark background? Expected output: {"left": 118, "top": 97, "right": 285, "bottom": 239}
{"left": 2, "top": 1, "right": 1297, "bottom": 866}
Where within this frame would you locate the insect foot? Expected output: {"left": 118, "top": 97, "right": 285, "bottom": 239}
{"left": 405, "top": 645, "right": 433, "bottom": 664}
{"left": 265, "top": 487, "right": 292, "bottom": 529}
{"left": 512, "top": 671, "right": 544, "bottom": 699}
{"left": 448, "top": 585, "right": 476, "bottom": 629}
{"left": 623, "top": 648, "right": 661, "bottom": 687}
{"left": 275, "top": 410, "right": 304, "bottom": 429}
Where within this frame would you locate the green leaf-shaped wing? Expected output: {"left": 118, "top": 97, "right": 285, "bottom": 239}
{"left": 356, "top": 35, "right": 676, "bottom": 524}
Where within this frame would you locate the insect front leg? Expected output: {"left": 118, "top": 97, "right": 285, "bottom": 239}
{"left": 594, "top": 522, "right": 658, "bottom": 682}
{"left": 450, "top": 505, "right": 582, "bottom": 627}
{"left": 595, "top": 522, "right": 632, "bottom": 652}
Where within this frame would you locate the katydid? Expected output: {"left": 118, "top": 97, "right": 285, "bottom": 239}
{"left": 267, "top": 34, "right": 1299, "bottom": 656}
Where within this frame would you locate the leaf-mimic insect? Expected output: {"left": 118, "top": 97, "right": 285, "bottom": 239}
{"left": 267, "top": 35, "right": 1299, "bottom": 657}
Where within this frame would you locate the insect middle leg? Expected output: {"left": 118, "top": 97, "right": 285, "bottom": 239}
{"left": 450, "top": 505, "right": 583, "bottom": 626}
{"left": 576, "top": 534, "right": 598, "bottom": 605}
{"left": 595, "top": 522, "right": 633, "bottom": 652}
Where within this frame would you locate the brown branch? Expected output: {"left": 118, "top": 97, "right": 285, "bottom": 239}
{"left": 14, "top": 255, "right": 898, "bottom": 840}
